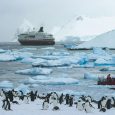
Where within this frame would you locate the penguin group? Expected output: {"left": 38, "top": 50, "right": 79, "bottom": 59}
{"left": 0, "top": 89, "right": 115, "bottom": 113}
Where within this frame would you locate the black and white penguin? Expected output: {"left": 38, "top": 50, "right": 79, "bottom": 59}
{"left": 86, "top": 96, "right": 92, "bottom": 103}
{"left": 106, "top": 99, "right": 112, "bottom": 109}
{"left": 24, "top": 93, "right": 30, "bottom": 104}
{"left": 99, "top": 96, "right": 107, "bottom": 112}
{"left": 42, "top": 100, "right": 49, "bottom": 110}
{"left": 69, "top": 95, "right": 74, "bottom": 107}
{"left": 76, "top": 99, "right": 85, "bottom": 111}
{"left": 83, "top": 100, "right": 94, "bottom": 113}
{"left": 65, "top": 94, "right": 70, "bottom": 105}
{"left": 110, "top": 97, "right": 115, "bottom": 107}
{"left": 59, "top": 93, "right": 64, "bottom": 104}
{"left": 2, "top": 92, "right": 12, "bottom": 111}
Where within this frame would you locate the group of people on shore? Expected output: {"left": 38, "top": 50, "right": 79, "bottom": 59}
{"left": 0, "top": 89, "right": 115, "bottom": 113}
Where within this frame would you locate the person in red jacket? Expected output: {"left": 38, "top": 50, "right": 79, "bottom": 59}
{"left": 107, "top": 74, "right": 112, "bottom": 82}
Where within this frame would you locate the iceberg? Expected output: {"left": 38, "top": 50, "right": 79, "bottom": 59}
{"left": 32, "top": 75, "right": 50, "bottom": 80}
{"left": 15, "top": 67, "right": 53, "bottom": 75}
{"left": 41, "top": 47, "right": 55, "bottom": 50}
{"left": 95, "top": 57, "right": 115, "bottom": 66}
{"left": 24, "top": 77, "right": 79, "bottom": 85}
{"left": 0, "top": 49, "right": 6, "bottom": 53}
{"left": 100, "top": 67, "right": 115, "bottom": 71}
{"left": 84, "top": 73, "right": 99, "bottom": 81}
{"left": 21, "top": 57, "right": 36, "bottom": 64}
{"left": 0, "top": 53, "right": 16, "bottom": 61}
{"left": 32, "top": 59, "right": 70, "bottom": 67}
{"left": 0, "top": 81, "right": 13, "bottom": 88}
{"left": 19, "top": 48, "right": 37, "bottom": 51}
{"left": 32, "top": 55, "right": 66, "bottom": 60}
{"left": 93, "top": 47, "right": 107, "bottom": 55}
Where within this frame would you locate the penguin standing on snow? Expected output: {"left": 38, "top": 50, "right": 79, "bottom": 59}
{"left": 69, "top": 95, "right": 74, "bottom": 107}
{"left": 42, "top": 99, "right": 49, "bottom": 110}
{"left": 99, "top": 97, "right": 107, "bottom": 112}
{"left": 106, "top": 99, "right": 112, "bottom": 109}
{"left": 86, "top": 96, "right": 92, "bottom": 103}
{"left": 65, "top": 94, "right": 70, "bottom": 105}
{"left": 75, "top": 99, "right": 85, "bottom": 111}
{"left": 59, "top": 93, "right": 64, "bottom": 104}
{"left": 83, "top": 100, "right": 94, "bottom": 113}
{"left": 2, "top": 92, "right": 12, "bottom": 111}
{"left": 24, "top": 93, "right": 30, "bottom": 104}
{"left": 111, "top": 97, "right": 115, "bottom": 107}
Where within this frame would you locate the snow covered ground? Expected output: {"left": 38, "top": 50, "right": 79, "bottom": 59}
{"left": 0, "top": 94, "right": 115, "bottom": 115}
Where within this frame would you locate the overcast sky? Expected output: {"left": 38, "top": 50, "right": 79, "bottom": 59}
{"left": 0, "top": 0, "right": 115, "bottom": 41}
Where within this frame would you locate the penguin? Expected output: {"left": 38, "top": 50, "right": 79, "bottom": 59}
{"left": 65, "top": 94, "right": 70, "bottom": 105}
{"left": 24, "top": 93, "right": 30, "bottom": 104}
{"left": 76, "top": 99, "right": 85, "bottom": 111}
{"left": 111, "top": 97, "right": 115, "bottom": 107}
{"left": 69, "top": 95, "right": 74, "bottom": 107}
{"left": 99, "top": 97, "right": 107, "bottom": 112}
{"left": 19, "top": 90, "right": 24, "bottom": 101}
{"left": 86, "top": 96, "right": 92, "bottom": 103}
{"left": 83, "top": 100, "right": 94, "bottom": 113}
{"left": 2, "top": 92, "right": 12, "bottom": 111}
{"left": 42, "top": 100, "right": 49, "bottom": 110}
{"left": 59, "top": 93, "right": 64, "bottom": 104}
{"left": 106, "top": 99, "right": 112, "bottom": 109}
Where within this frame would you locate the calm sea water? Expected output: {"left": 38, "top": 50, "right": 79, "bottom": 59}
{"left": 0, "top": 42, "right": 115, "bottom": 99}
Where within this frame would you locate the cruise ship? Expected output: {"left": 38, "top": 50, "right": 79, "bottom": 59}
{"left": 18, "top": 27, "right": 55, "bottom": 45}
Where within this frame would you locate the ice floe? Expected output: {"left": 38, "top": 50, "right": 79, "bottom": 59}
{"left": 84, "top": 73, "right": 99, "bottom": 81}
{"left": 24, "top": 77, "right": 79, "bottom": 85}
{"left": 0, "top": 53, "right": 16, "bottom": 61}
{"left": 15, "top": 68, "right": 53, "bottom": 75}
{"left": 0, "top": 49, "right": 6, "bottom": 53}
{"left": 0, "top": 81, "right": 13, "bottom": 88}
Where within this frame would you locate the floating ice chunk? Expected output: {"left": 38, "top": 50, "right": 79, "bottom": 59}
{"left": 0, "top": 81, "right": 13, "bottom": 88}
{"left": 0, "top": 53, "right": 16, "bottom": 61}
{"left": 32, "top": 55, "right": 65, "bottom": 60}
{"left": 13, "top": 51, "right": 33, "bottom": 59}
{"left": 84, "top": 73, "right": 99, "bottom": 81}
{"left": 42, "top": 47, "right": 55, "bottom": 50}
{"left": 95, "top": 57, "right": 115, "bottom": 66}
{"left": 112, "top": 55, "right": 115, "bottom": 62}
{"left": 32, "top": 75, "right": 50, "bottom": 80}
{"left": 37, "top": 77, "right": 79, "bottom": 85}
{"left": 19, "top": 48, "right": 37, "bottom": 51}
{"left": 93, "top": 47, "right": 107, "bottom": 55}
{"left": 64, "top": 44, "right": 78, "bottom": 49}
{"left": 15, "top": 84, "right": 30, "bottom": 94}
{"left": 0, "top": 49, "right": 6, "bottom": 53}
{"left": 24, "top": 77, "right": 79, "bottom": 85}
{"left": 100, "top": 67, "right": 115, "bottom": 71}
{"left": 15, "top": 68, "right": 53, "bottom": 75}
{"left": 21, "top": 57, "right": 36, "bottom": 64}
{"left": 108, "top": 67, "right": 115, "bottom": 71}
{"left": 73, "top": 63, "right": 94, "bottom": 68}
{"left": 43, "top": 51, "right": 70, "bottom": 56}
{"left": 32, "top": 59, "right": 70, "bottom": 67}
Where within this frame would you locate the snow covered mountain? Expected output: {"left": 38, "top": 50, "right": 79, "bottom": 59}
{"left": 77, "top": 30, "right": 115, "bottom": 49}
{"left": 51, "top": 16, "right": 115, "bottom": 41}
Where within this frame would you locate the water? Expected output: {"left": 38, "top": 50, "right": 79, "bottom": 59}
{"left": 0, "top": 42, "right": 115, "bottom": 99}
